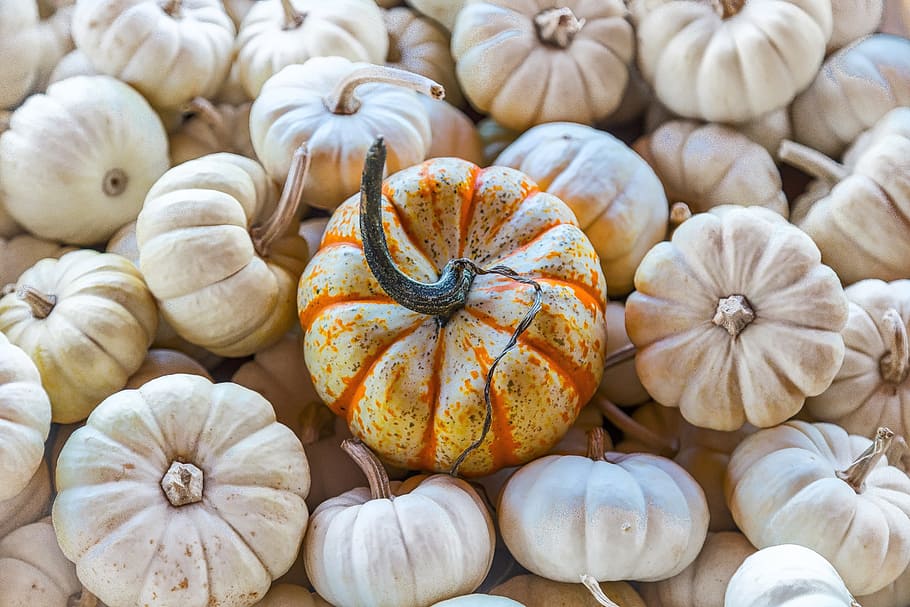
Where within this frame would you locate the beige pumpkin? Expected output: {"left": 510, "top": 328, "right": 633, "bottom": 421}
{"left": 0, "top": 75, "right": 169, "bottom": 245}
{"left": 385, "top": 7, "right": 463, "bottom": 107}
{"left": 53, "top": 374, "right": 311, "bottom": 607}
{"left": 214, "top": 56, "right": 253, "bottom": 106}
{"left": 32, "top": 4, "right": 74, "bottom": 93}
{"left": 405, "top": 0, "right": 466, "bottom": 31}
{"left": 640, "top": 532, "right": 757, "bottom": 607}
{"left": 305, "top": 440, "right": 495, "bottom": 607}
{"left": 495, "top": 122, "right": 668, "bottom": 296}
{"left": 0, "top": 250, "right": 158, "bottom": 423}
{"left": 597, "top": 67, "right": 651, "bottom": 130}
{"left": 634, "top": 0, "right": 831, "bottom": 123}
{"left": 625, "top": 206, "right": 849, "bottom": 431}
{"left": 255, "top": 584, "right": 330, "bottom": 607}
{"left": 829, "top": 0, "right": 883, "bottom": 52}
{"left": 235, "top": 0, "right": 387, "bottom": 98}
{"left": 0, "top": 0, "right": 40, "bottom": 109}
{"left": 432, "top": 597, "right": 525, "bottom": 607}
{"left": 72, "top": 0, "right": 235, "bottom": 110}
{"left": 858, "top": 561, "right": 910, "bottom": 607}
{"left": 791, "top": 34, "right": 910, "bottom": 158}
{"left": 169, "top": 98, "right": 255, "bottom": 166}
{"left": 0, "top": 331, "right": 51, "bottom": 501}
{"left": 492, "top": 574, "right": 646, "bottom": 607}
{"left": 46, "top": 49, "right": 97, "bottom": 85}
{"left": 783, "top": 107, "right": 910, "bottom": 283}
{"left": 0, "top": 204, "right": 20, "bottom": 241}
{"left": 452, "top": 1, "right": 633, "bottom": 132}
{"left": 726, "top": 421, "right": 910, "bottom": 595}
{"left": 137, "top": 151, "right": 309, "bottom": 357}
{"left": 0, "top": 234, "right": 74, "bottom": 287}
{"left": 420, "top": 96, "right": 484, "bottom": 165}
{"left": 124, "top": 348, "right": 211, "bottom": 389}
{"left": 297, "top": 216, "right": 329, "bottom": 257}
{"left": 0, "top": 459, "right": 50, "bottom": 539}
{"left": 499, "top": 428, "right": 709, "bottom": 583}
{"left": 250, "top": 57, "right": 437, "bottom": 210}
{"left": 476, "top": 118, "right": 520, "bottom": 167}
{"left": 600, "top": 302, "right": 649, "bottom": 407}
{"left": 632, "top": 121, "right": 788, "bottom": 217}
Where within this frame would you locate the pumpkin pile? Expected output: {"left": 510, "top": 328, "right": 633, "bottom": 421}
{"left": 2, "top": 0, "right": 910, "bottom": 606}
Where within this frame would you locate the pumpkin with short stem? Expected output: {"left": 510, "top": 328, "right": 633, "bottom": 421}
{"left": 725, "top": 544, "right": 860, "bottom": 607}
{"left": 491, "top": 574, "right": 646, "bottom": 607}
{"left": 235, "top": 0, "right": 387, "bottom": 99}
{"left": 251, "top": 584, "right": 330, "bottom": 607}
{"left": 0, "top": 234, "right": 75, "bottom": 288}
{"left": 52, "top": 374, "right": 310, "bottom": 607}
{"left": 124, "top": 349, "right": 211, "bottom": 389}
{"left": 0, "top": 250, "right": 158, "bottom": 424}
{"left": 726, "top": 421, "right": 910, "bottom": 595}
{"left": 0, "top": 75, "right": 169, "bottom": 245}
{"left": 305, "top": 439, "right": 495, "bottom": 607}
{"left": 625, "top": 205, "right": 849, "bottom": 431}
{"left": 0, "top": 459, "right": 50, "bottom": 539}
{"left": 72, "top": 0, "right": 235, "bottom": 110}
{"left": 420, "top": 97, "right": 484, "bottom": 165}
{"left": 499, "top": 428, "right": 709, "bottom": 583}
{"left": 137, "top": 149, "right": 309, "bottom": 357}
{"left": 451, "top": 0, "right": 633, "bottom": 132}
{"left": 633, "top": 0, "right": 831, "bottom": 123}
{"left": 0, "top": 0, "right": 40, "bottom": 109}
{"left": 639, "top": 532, "right": 757, "bottom": 607}
{"left": 169, "top": 98, "right": 255, "bottom": 166}
{"left": 298, "top": 140, "right": 607, "bottom": 476}
{"left": 600, "top": 302, "right": 649, "bottom": 407}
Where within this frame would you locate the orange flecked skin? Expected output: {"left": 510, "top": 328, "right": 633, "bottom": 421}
{"left": 297, "top": 158, "right": 608, "bottom": 476}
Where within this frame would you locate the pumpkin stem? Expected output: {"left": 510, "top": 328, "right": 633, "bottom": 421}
{"left": 669, "top": 202, "right": 692, "bottom": 231}
{"left": 580, "top": 574, "right": 621, "bottom": 607}
{"left": 251, "top": 144, "right": 309, "bottom": 257}
{"left": 778, "top": 140, "right": 848, "bottom": 184}
{"left": 102, "top": 168, "right": 129, "bottom": 197}
{"left": 880, "top": 309, "right": 910, "bottom": 384}
{"left": 342, "top": 438, "right": 394, "bottom": 500}
{"left": 182, "top": 97, "right": 229, "bottom": 143}
{"left": 593, "top": 394, "right": 678, "bottom": 456}
{"left": 324, "top": 65, "right": 444, "bottom": 115}
{"left": 17, "top": 286, "right": 56, "bottom": 319}
{"left": 586, "top": 427, "right": 609, "bottom": 461}
{"left": 713, "top": 294, "right": 754, "bottom": 337}
{"left": 297, "top": 401, "right": 337, "bottom": 444}
{"left": 160, "top": 461, "right": 204, "bottom": 506}
{"left": 886, "top": 433, "right": 909, "bottom": 473}
{"left": 836, "top": 427, "right": 894, "bottom": 493}
{"left": 534, "top": 7, "right": 586, "bottom": 48}
{"left": 161, "top": 0, "right": 181, "bottom": 16}
{"left": 280, "top": 0, "right": 305, "bottom": 28}
{"left": 603, "top": 342, "right": 636, "bottom": 369}
{"left": 67, "top": 587, "right": 98, "bottom": 607}
{"left": 709, "top": 0, "right": 746, "bottom": 18}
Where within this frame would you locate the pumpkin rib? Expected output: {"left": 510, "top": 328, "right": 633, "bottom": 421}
{"left": 418, "top": 327, "right": 447, "bottom": 471}
{"left": 481, "top": 219, "right": 567, "bottom": 267}
{"left": 456, "top": 164, "right": 487, "bottom": 258}
{"left": 201, "top": 500, "right": 273, "bottom": 575}
{"left": 383, "top": 192, "right": 444, "bottom": 274}
{"left": 536, "top": 277, "right": 605, "bottom": 315}
{"left": 299, "top": 298, "right": 397, "bottom": 333}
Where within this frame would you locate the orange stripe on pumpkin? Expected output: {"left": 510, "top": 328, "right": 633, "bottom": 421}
{"left": 457, "top": 164, "right": 483, "bottom": 257}
{"left": 298, "top": 296, "right": 396, "bottom": 333}
{"left": 417, "top": 325, "right": 446, "bottom": 471}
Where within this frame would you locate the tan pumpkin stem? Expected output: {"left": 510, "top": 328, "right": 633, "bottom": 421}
{"left": 182, "top": 97, "right": 229, "bottom": 142}
{"left": 778, "top": 140, "right": 849, "bottom": 184}
{"left": 17, "top": 286, "right": 56, "bottom": 319}
{"left": 593, "top": 394, "right": 678, "bottom": 456}
{"left": 161, "top": 0, "right": 181, "bottom": 16}
{"left": 603, "top": 343, "right": 636, "bottom": 369}
{"left": 886, "top": 433, "right": 910, "bottom": 473}
{"left": 342, "top": 438, "right": 394, "bottom": 500}
{"left": 102, "top": 168, "right": 129, "bottom": 197}
{"left": 836, "top": 427, "right": 894, "bottom": 493}
{"left": 251, "top": 144, "right": 309, "bottom": 257}
{"left": 708, "top": 0, "right": 746, "bottom": 18}
{"left": 669, "top": 202, "right": 692, "bottom": 229}
{"left": 534, "top": 7, "right": 586, "bottom": 48}
{"left": 67, "top": 587, "right": 98, "bottom": 607}
{"left": 880, "top": 308, "right": 910, "bottom": 384}
{"left": 580, "top": 574, "right": 621, "bottom": 607}
{"left": 161, "top": 461, "right": 204, "bottom": 506}
{"left": 324, "top": 65, "right": 445, "bottom": 115}
{"left": 586, "top": 427, "right": 609, "bottom": 461}
{"left": 713, "top": 294, "right": 755, "bottom": 337}
{"left": 280, "top": 0, "right": 305, "bottom": 28}
{"left": 297, "top": 401, "right": 337, "bottom": 444}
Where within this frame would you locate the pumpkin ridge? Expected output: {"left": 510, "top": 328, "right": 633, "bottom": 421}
{"left": 457, "top": 163, "right": 483, "bottom": 258}
{"left": 382, "top": 192, "right": 443, "bottom": 276}
{"left": 200, "top": 498, "right": 275, "bottom": 577}
{"left": 479, "top": 218, "right": 566, "bottom": 267}
{"left": 536, "top": 277, "right": 605, "bottom": 315}
{"left": 480, "top": 184, "right": 543, "bottom": 251}
{"left": 417, "top": 325, "right": 446, "bottom": 471}
{"left": 299, "top": 297, "right": 397, "bottom": 333}
{"left": 316, "top": 235, "right": 363, "bottom": 252}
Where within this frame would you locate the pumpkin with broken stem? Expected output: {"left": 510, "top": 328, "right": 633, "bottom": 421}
{"left": 298, "top": 138, "right": 607, "bottom": 476}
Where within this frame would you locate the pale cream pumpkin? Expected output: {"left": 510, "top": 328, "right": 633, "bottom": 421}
{"left": 52, "top": 374, "right": 311, "bottom": 607}
{"left": 632, "top": 121, "right": 788, "bottom": 217}
{"left": 250, "top": 57, "right": 436, "bottom": 210}
{"left": 235, "top": 0, "right": 387, "bottom": 98}
{"left": 477, "top": 118, "right": 520, "bottom": 167}
{"left": 0, "top": 203, "right": 20, "bottom": 241}
{"left": 433, "top": 597, "right": 524, "bottom": 607}
{"left": 597, "top": 67, "right": 651, "bottom": 130}
{"left": 0, "top": 331, "right": 51, "bottom": 501}
{"left": 491, "top": 574, "right": 646, "bottom": 607}
{"left": 452, "top": 0, "right": 633, "bottom": 131}
{"left": 418, "top": 97, "right": 485, "bottom": 165}
{"left": 72, "top": 0, "right": 236, "bottom": 109}
{"left": 0, "top": 250, "right": 158, "bottom": 423}
{"left": 634, "top": 0, "right": 831, "bottom": 123}
{"left": 726, "top": 421, "right": 910, "bottom": 595}
{"left": 305, "top": 440, "right": 495, "bottom": 607}
{"left": 724, "top": 544, "right": 860, "bottom": 607}
{"left": 640, "top": 532, "right": 757, "bottom": 607}
{"left": 600, "top": 302, "right": 649, "bottom": 407}
{"left": 46, "top": 49, "right": 97, "bottom": 85}
{"left": 858, "top": 561, "right": 910, "bottom": 607}
{"left": 298, "top": 216, "right": 329, "bottom": 257}
{"left": 169, "top": 98, "right": 255, "bottom": 166}
{"left": 499, "top": 428, "right": 709, "bottom": 583}
{"left": 495, "top": 122, "right": 668, "bottom": 297}
{"left": 829, "top": 0, "right": 883, "bottom": 52}
{"left": 136, "top": 151, "right": 309, "bottom": 357}
{"left": 223, "top": 0, "right": 261, "bottom": 26}
{"left": 254, "top": 584, "right": 330, "bottom": 607}
{"left": 124, "top": 348, "right": 211, "bottom": 389}
{"left": 386, "top": 6, "right": 463, "bottom": 107}
{"left": 0, "top": 516, "right": 83, "bottom": 607}
{"left": 214, "top": 56, "right": 253, "bottom": 106}
{"left": 0, "top": 459, "right": 50, "bottom": 539}
{"left": 32, "top": 4, "right": 74, "bottom": 93}
{"left": 625, "top": 205, "right": 849, "bottom": 431}
{"left": 0, "top": 75, "right": 169, "bottom": 245}
{"left": 405, "top": 0, "right": 466, "bottom": 31}
{"left": 791, "top": 34, "right": 910, "bottom": 158}
{"left": 0, "top": 0, "right": 40, "bottom": 109}
{"left": 0, "top": 234, "right": 74, "bottom": 287}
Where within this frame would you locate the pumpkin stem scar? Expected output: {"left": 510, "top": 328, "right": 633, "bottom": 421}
{"left": 708, "top": 0, "right": 746, "bottom": 18}
{"left": 579, "top": 574, "right": 621, "bottom": 607}
{"left": 324, "top": 66, "right": 444, "bottom": 115}
{"left": 251, "top": 143, "right": 309, "bottom": 257}
{"left": 836, "top": 426, "right": 894, "bottom": 493}
{"left": 534, "top": 7, "right": 585, "bottom": 48}
{"left": 342, "top": 438, "right": 394, "bottom": 500}
{"left": 778, "top": 139, "right": 848, "bottom": 184}
{"left": 880, "top": 308, "right": 910, "bottom": 384}
{"left": 17, "top": 285, "right": 56, "bottom": 319}
{"left": 713, "top": 294, "right": 754, "bottom": 337}
{"left": 280, "top": 0, "right": 305, "bottom": 28}
{"left": 181, "top": 97, "right": 229, "bottom": 143}
{"left": 592, "top": 394, "right": 678, "bottom": 456}
{"left": 67, "top": 587, "right": 98, "bottom": 607}
{"left": 102, "top": 168, "right": 128, "bottom": 197}
{"left": 161, "top": 0, "right": 181, "bottom": 16}
{"left": 161, "top": 461, "right": 204, "bottom": 506}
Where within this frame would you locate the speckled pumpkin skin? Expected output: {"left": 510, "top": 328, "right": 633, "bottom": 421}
{"left": 297, "top": 158, "right": 608, "bottom": 476}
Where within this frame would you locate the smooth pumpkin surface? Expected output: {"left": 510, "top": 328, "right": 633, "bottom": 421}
{"left": 828, "top": 0, "right": 883, "bottom": 52}
{"left": 0, "top": 459, "right": 50, "bottom": 540}
{"left": 0, "top": 517, "right": 81, "bottom": 607}
{"left": 420, "top": 96, "right": 484, "bottom": 165}
{"left": 32, "top": 4, "right": 74, "bottom": 94}
{"left": 405, "top": 0, "right": 466, "bottom": 31}
{"left": 491, "top": 574, "right": 646, "bottom": 607}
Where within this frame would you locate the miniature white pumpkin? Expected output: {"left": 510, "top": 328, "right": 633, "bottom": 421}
{"left": 0, "top": 517, "right": 83, "bottom": 607}
{"left": 47, "top": 49, "right": 97, "bottom": 85}
{"left": 420, "top": 96, "right": 484, "bottom": 165}
{"left": 169, "top": 98, "right": 255, "bottom": 166}
{"left": 0, "top": 0, "right": 40, "bottom": 109}
{"left": 405, "top": 0, "right": 467, "bottom": 31}
{"left": 828, "top": 0, "right": 883, "bottom": 52}
{"left": 32, "top": 4, "right": 74, "bottom": 93}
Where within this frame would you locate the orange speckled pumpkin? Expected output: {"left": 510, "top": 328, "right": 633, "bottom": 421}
{"left": 297, "top": 140, "right": 608, "bottom": 476}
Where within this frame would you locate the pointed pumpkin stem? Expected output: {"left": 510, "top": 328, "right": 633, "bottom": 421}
{"left": 161, "top": 0, "right": 181, "bottom": 16}
{"left": 586, "top": 427, "right": 609, "bottom": 461}
{"left": 297, "top": 401, "right": 337, "bottom": 444}
{"left": 67, "top": 587, "right": 98, "bottom": 607}
{"left": 593, "top": 394, "right": 678, "bottom": 456}
{"left": 342, "top": 438, "right": 393, "bottom": 500}
{"left": 280, "top": 0, "right": 305, "bottom": 28}
{"left": 17, "top": 286, "right": 56, "bottom": 319}
{"left": 182, "top": 97, "right": 228, "bottom": 142}
{"left": 534, "top": 7, "right": 585, "bottom": 48}
{"left": 836, "top": 427, "right": 894, "bottom": 492}
{"left": 252, "top": 144, "right": 309, "bottom": 257}
{"left": 580, "top": 574, "right": 621, "bottom": 607}
{"left": 324, "top": 66, "right": 444, "bottom": 115}
{"left": 880, "top": 309, "right": 909, "bottom": 384}
{"left": 778, "top": 140, "right": 849, "bottom": 183}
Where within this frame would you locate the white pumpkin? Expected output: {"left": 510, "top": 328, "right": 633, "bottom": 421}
{"left": 0, "top": 234, "right": 74, "bottom": 287}
{"left": 420, "top": 96, "right": 484, "bottom": 165}
{"left": 0, "top": 0, "right": 40, "bottom": 109}
{"left": 432, "top": 597, "right": 525, "bottom": 607}
{"left": 0, "top": 75, "right": 169, "bottom": 245}
{"left": 858, "top": 561, "right": 910, "bottom": 607}
{"left": 0, "top": 459, "right": 50, "bottom": 539}
{"left": 829, "top": 0, "right": 883, "bottom": 52}
{"left": 32, "top": 4, "right": 74, "bottom": 93}
{"left": 0, "top": 517, "right": 83, "bottom": 607}
{"left": 72, "top": 0, "right": 235, "bottom": 109}
{"left": 46, "top": 49, "right": 97, "bottom": 85}
{"left": 124, "top": 348, "right": 211, "bottom": 389}
{"left": 405, "top": 0, "right": 466, "bottom": 31}
{"left": 169, "top": 98, "right": 255, "bottom": 166}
